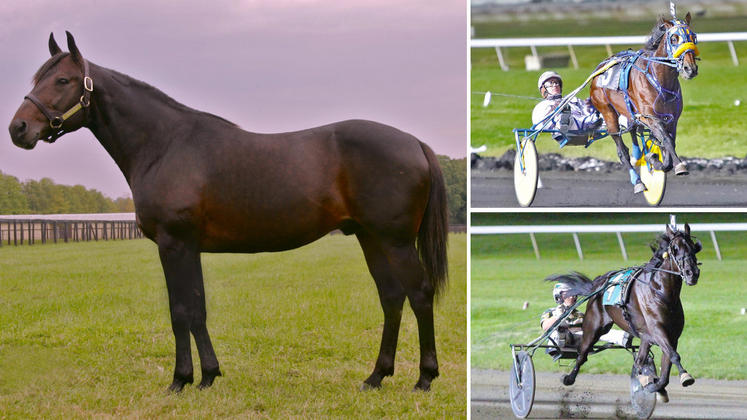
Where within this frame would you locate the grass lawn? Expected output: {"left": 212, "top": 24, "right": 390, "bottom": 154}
{"left": 0, "top": 234, "right": 467, "bottom": 419}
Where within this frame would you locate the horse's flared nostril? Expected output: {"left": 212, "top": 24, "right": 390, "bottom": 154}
{"left": 10, "top": 119, "right": 28, "bottom": 139}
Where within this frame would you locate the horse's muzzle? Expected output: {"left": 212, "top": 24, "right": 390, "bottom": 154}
{"left": 681, "top": 65, "right": 698, "bottom": 80}
{"left": 9, "top": 118, "right": 41, "bottom": 150}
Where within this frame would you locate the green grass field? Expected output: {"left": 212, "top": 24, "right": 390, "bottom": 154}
{"left": 0, "top": 234, "right": 466, "bottom": 419}
{"left": 471, "top": 16, "right": 747, "bottom": 160}
{"left": 471, "top": 213, "right": 747, "bottom": 380}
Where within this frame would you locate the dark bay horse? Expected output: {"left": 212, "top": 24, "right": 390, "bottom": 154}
{"left": 590, "top": 12, "right": 699, "bottom": 194}
{"left": 9, "top": 32, "right": 449, "bottom": 393}
{"left": 547, "top": 223, "right": 701, "bottom": 402}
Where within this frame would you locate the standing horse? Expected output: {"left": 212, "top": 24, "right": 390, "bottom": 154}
{"left": 547, "top": 223, "right": 701, "bottom": 402}
{"left": 8, "top": 32, "right": 449, "bottom": 393}
{"left": 590, "top": 12, "right": 699, "bottom": 194}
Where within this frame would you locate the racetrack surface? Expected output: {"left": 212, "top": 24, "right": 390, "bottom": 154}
{"left": 471, "top": 170, "right": 747, "bottom": 208}
{"left": 471, "top": 369, "right": 747, "bottom": 419}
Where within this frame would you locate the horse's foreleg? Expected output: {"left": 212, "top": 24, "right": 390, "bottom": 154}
{"left": 653, "top": 334, "right": 694, "bottom": 388}
{"left": 191, "top": 271, "right": 222, "bottom": 390}
{"left": 642, "top": 118, "right": 688, "bottom": 175}
{"left": 611, "top": 134, "right": 645, "bottom": 194}
{"left": 382, "top": 241, "right": 438, "bottom": 391}
{"left": 357, "top": 232, "right": 406, "bottom": 391}
{"left": 158, "top": 235, "right": 202, "bottom": 393}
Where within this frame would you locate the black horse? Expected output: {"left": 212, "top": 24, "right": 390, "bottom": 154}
{"left": 547, "top": 223, "right": 701, "bottom": 402}
{"left": 9, "top": 32, "right": 449, "bottom": 393}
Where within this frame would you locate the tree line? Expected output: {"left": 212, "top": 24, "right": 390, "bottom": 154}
{"left": 1, "top": 156, "right": 465, "bottom": 224}
{"left": 0, "top": 171, "right": 135, "bottom": 215}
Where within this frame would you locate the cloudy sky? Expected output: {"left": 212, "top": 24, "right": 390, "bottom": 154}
{"left": 0, "top": 0, "right": 467, "bottom": 199}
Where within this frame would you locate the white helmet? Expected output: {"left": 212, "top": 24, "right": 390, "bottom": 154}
{"left": 553, "top": 283, "right": 571, "bottom": 304}
{"left": 538, "top": 71, "right": 562, "bottom": 93}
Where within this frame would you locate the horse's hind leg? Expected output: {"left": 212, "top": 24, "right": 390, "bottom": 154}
{"left": 357, "top": 232, "right": 407, "bottom": 390}
{"left": 378, "top": 239, "right": 439, "bottom": 391}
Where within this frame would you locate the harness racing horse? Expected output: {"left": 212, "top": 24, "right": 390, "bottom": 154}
{"left": 8, "top": 32, "right": 449, "bottom": 393}
{"left": 590, "top": 12, "right": 699, "bottom": 194}
{"left": 547, "top": 223, "right": 701, "bottom": 403}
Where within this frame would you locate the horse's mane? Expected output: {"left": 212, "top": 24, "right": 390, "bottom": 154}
{"left": 32, "top": 54, "right": 239, "bottom": 129}
{"left": 643, "top": 16, "right": 669, "bottom": 52}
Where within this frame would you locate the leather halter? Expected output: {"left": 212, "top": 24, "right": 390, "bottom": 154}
{"left": 24, "top": 58, "right": 93, "bottom": 143}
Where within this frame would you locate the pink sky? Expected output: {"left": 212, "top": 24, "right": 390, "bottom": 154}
{"left": 0, "top": 0, "right": 467, "bottom": 199}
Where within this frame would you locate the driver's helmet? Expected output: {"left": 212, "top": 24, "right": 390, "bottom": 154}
{"left": 538, "top": 71, "right": 562, "bottom": 94}
{"left": 553, "top": 283, "right": 572, "bottom": 305}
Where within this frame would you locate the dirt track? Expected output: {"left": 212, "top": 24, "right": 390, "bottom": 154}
{"left": 471, "top": 369, "right": 747, "bottom": 419}
{"left": 471, "top": 170, "right": 747, "bottom": 208}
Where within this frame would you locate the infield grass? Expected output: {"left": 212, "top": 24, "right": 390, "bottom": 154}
{"left": 471, "top": 213, "right": 747, "bottom": 381}
{"left": 0, "top": 234, "right": 466, "bottom": 419}
{"left": 471, "top": 16, "right": 747, "bottom": 160}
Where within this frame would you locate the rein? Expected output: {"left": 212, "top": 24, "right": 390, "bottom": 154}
{"left": 25, "top": 58, "right": 93, "bottom": 143}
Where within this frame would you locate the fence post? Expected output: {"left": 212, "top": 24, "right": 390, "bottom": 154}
{"left": 529, "top": 232, "right": 541, "bottom": 260}
{"left": 573, "top": 232, "right": 583, "bottom": 261}
{"left": 710, "top": 230, "right": 722, "bottom": 261}
{"left": 616, "top": 232, "right": 628, "bottom": 261}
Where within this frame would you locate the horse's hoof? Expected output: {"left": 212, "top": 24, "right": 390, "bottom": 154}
{"left": 561, "top": 374, "right": 575, "bottom": 386}
{"left": 634, "top": 182, "right": 646, "bottom": 194}
{"left": 167, "top": 381, "right": 187, "bottom": 393}
{"left": 360, "top": 382, "right": 381, "bottom": 392}
{"left": 674, "top": 163, "right": 689, "bottom": 176}
{"left": 657, "top": 390, "right": 670, "bottom": 403}
{"left": 680, "top": 372, "right": 695, "bottom": 387}
{"left": 413, "top": 377, "right": 433, "bottom": 392}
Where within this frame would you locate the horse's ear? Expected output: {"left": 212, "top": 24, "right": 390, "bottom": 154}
{"left": 684, "top": 223, "right": 691, "bottom": 236}
{"left": 49, "top": 33, "right": 62, "bottom": 57}
{"left": 685, "top": 12, "right": 692, "bottom": 25}
{"left": 66, "top": 31, "right": 84, "bottom": 64}
{"left": 666, "top": 224, "right": 675, "bottom": 237}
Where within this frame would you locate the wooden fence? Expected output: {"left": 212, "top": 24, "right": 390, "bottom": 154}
{"left": 0, "top": 219, "right": 144, "bottom": 246}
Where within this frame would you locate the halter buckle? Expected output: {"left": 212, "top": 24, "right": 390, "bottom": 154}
{"left": 50, "top": 116, "right": 64, "bottom": 129}
{"left": 84, "top": 76, "right": 94, "bottom": 92}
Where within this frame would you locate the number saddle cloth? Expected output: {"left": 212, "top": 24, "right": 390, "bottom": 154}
{"left": 601, "top": 268, "right": 642, "bottom": 307}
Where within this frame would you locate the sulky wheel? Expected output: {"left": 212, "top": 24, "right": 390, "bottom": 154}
{"left": 640, "top": 142, "right": 667, "bottom": 206}
{"left": 629, "top": 357, "right": 657, "bottom": 419}
{"left": 514, "top": 138, "right": 538, "bottom": 207}
{"left": 509, "top": 350, "right": 536, "bottom": 419}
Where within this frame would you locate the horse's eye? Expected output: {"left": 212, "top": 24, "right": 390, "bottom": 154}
{"left": 57, "top": 78, "right": 69, "bottom": 85}
{"left": 671, "top": 34, "right": 680, "bottom": 44}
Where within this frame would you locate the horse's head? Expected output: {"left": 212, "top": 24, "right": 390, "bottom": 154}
{"left": 656, "top": 12, "right": 699, "bottom": 80}
{"left": 665, "top": 223, "right": 702, "bottom": 286}
{"left": 9, "top": 32, "right": 92, "bottom": 150}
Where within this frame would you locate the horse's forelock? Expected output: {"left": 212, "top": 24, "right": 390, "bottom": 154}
{"left": 644, "top": 16, "right": 670, "bottom": 52}
{"left": 32, "top": 52, "right": 70, "bottom": 85}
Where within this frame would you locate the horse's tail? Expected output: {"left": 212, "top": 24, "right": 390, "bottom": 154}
{"left": 544, "top": 271, "right": 597, "bottom": 297}
{"left": 417, "top": 141, "right": 449, "bottom": 298}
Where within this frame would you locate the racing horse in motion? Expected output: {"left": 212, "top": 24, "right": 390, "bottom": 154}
{"left": 547, "top": 223, "right": 701, "bottom": 402}
{"left": 590, "top": 10, "right": 699, "bottom": 194}
{"left": 8, "top": 32, "right": 449, "bottom": 393}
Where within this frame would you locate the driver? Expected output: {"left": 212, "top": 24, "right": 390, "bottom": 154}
{"left": 532, "top": 71, "right": 603, "bottom": 143}
{"left": 541, "top": 283, "right": 631, "bottom": 350}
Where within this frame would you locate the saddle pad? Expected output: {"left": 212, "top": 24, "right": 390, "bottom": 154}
{"left": 595, "top": 62, "right": 622, "bottom": 91}
{"left": 602, "top": 269, "right": 639, "bottom": 306}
